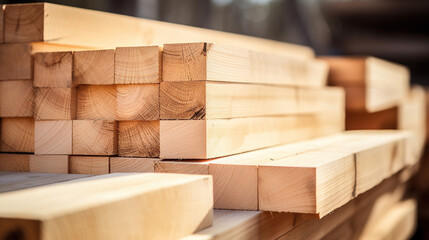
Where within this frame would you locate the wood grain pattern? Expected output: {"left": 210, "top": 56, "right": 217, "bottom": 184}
{"left": 77, "top": 85, "right": 117, "bottom": 120}
{"left": 0, "top": 80, "right": 34, "bottom": 117}
{"left": 29, "top": 155, "right": 68, "bottom": 173}
{"left": 69, "top": 156, "right": 109, "bottom": 175}
{"left": 72, "top": 120, "right": 117, "bottom": 156}
{"left": 73, "top": 49, "right": 115, "bottom": 85}
{"left": 115, "top": 46, "right": 161, "bottom": 84}
{"left": 163, "top": 43, "right": 326, "bottom": 87}
{"left": 3, "top": 3, "right": 44, "bottom": 42}
{"left": 0, "top": 118, "right": 34, "bottom": 153}
{"left": 0, "top": 173, "right": 213, "bottom": 240}
{"left": 0, "top": 154, "right": 30, "bottom": 172}
{"left": 34, "top": 87, "right": 77, "bottom": 120}
{"left": 118, "top": 121, "right": 160, "bottom": 157}
{"left": 116, "top": 84, "right": 159, "bottom": 120}
{"left": 33, "top": 51, "right": 73, "bottom": 87}
{"left": 0, "top": 5, "right": 4, "bottom": 43}
{"left": 0, "top": 43, "right": 32, "bottom": 80}
{"left": 34, "top": 120, "right": 72, "bottom": 155}
{"left": 110, "top": 157, "right": 159, "bottom": 173}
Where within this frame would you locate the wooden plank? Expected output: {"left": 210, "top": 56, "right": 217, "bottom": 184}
{"left": 33, "top": 51, "right": 73, "bottom": 87}
{"left": 115, "top": 46, "right": 161, "bottom": 84}
{"left": 163, "top": 43, "right": 326, "bottom": 87}
{"left": 0, "top": 80, "right": 34, "bottom": 117}
{"left": 77, "top": 85, "right": 117, "bottom": 120}
{"left": 29, "top": 155, "right": 68, "bottom": 173}
{"left": 0, "top": 43, "right": 32, "bottom": 80}
{"left": 0, "top": 5, "right": 4, "bottom": 43}
{"left": 34, "top": 87, "right": 77, "bottom": 120}
{"left": 116, "top": 84, "right": 159, "bottom": 120}
{"left": 72, "top": 120, "right": 118, "bottom": 156}
{"left": 110, "top": 157, "right": 159, "bottom": 173}
{"left": 73, "top": 49, "right": 115, "bottom": 85}
{"left": 0, "top": 173, "right": 213, "bottom": 240}
{"left": 160, "top": 113, "right": 343, "bottom": 159}
{"left": 297, "top": 87, "right": 345, "bottom": 114}
{"left": 34, "top": 120, "right": 72, "bottom": 155}
{"left": 0, "top": 154, "right": 30, "bottom": 172}
{"left": 3, "top": 3, "right": 313, "bottom": 59}
{"left": 320, "top": 56, "right": 409, "bottom": 112}
{"left": 69, "top": 156, "right": 109, "bottom": 175}
{"left": 0, "top": 118, "right": 34, "bottom": 153}
{"left": 118, "top": 121, "right": 160, "bottom": 157}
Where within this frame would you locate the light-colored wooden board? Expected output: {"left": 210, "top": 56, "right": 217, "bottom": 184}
{"left": 163, "top": 43, "right": 326, "bottom": 87}
{"left": 0, "top": 80, "right": 34, "bottom": 117}
{"left": 118, "top": 121, "right": 160, "bottom": 157}
{"left": 34, "top": 87, "right": 77, "bottom": 120}
{"left": 156, "top": 160, "right": 210, "bottom": 175}
{"left": 0, "top": 43, "right": 32, "bottom": 80}
{"left": 33, "top": 51, "right": 73, "bottom": 87}
{"left": 160, "top": 113, "right": 343, "bottom": 159}
{"left": 115, "top": 46, "right": 161, "bottom": 84}
{"left": 29, "top": 155, "right": 69, "bottom": 173}
{"left": 77, "top": 85, "right": 117, "bottom": 120}
{"left": 297, "top": 87, "right": 345, "bottom": 114}
{"left": 3, "top": 3, "right": 313, "bottom": 60}
{"left": 73, "top": 49, "right": 115, "bottom": 85}
{"left": 0, "top": 173, "right": 213, "bottom": 240}
{"left": 72, "top": 120, "right": 117, "bottom": 156}
{"left": 0, "top": 154, "right": 30, "bottom": 172}
{"left": 69, "top": 156, "right": 109, "bottom": 175}
{"left": 34, "top": 120, "right": 72, "bottom": 155}
{"left": 110, "top": 157, "right": 159, "bottom": 173}
{"left": 0, "top": 118, "right": 34, "bottom": 153}
{"left": 116, "top": 84, "right": 159, "bottom": 120}
{"left": 321, "top": 56, "right": 409, "bottom": 112}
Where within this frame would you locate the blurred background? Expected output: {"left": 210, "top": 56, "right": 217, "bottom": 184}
{"left": 2, "top": 0, "right": 429, "bottom": 238}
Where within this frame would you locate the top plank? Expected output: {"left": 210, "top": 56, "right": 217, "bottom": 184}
{"left": 3, "top": 3, "right": 313, "bottom": 60}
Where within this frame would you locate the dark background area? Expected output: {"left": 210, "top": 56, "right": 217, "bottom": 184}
{"left": 2, "top": 0, "right": 429, "bottom": 238}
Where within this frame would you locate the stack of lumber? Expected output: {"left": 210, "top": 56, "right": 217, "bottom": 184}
{"left": 0, "top": 2, "right": 423, "bottom": 240}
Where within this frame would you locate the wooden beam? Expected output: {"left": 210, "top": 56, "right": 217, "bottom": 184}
{"left": 297, "top": 87, "right": 345, "bottom": 114}
{"left": 163, "top": 43, "right": 326, "bottom": 86}
{"left": 34, "top": 87, "right": 77, "bottom": 120}
{"left": 0, "top": 118, "right": 34, "bottom": 153}
{"left": 33, "top": 51, "right": 73, "bottom": 87}
{"left": 0, "top": 173, "right": 213, "bottom": 240}
{"left": 160, "top": 113, "right": 343, "bottom": 159}
{"left": 116, "top": 84, "right": 159, "bottom": 120}
{"left": 3, "top": 3, "right": 313, "bottom": 60}
{"left": 320, "top": 56, "right": 409, "bottom": 112}
{"left": 110, "top": 157, "right": 159, "bottom": 173}
{"left": 0, "top": 154, "right": 30, "bottom": 172}
{"left": 115, "top": 46, "right": 161, "bottom": 84}
{"left": 0, "top": 43, "right": 32, "bottom": 80}
{"left": 69, "top": 156, "right": 109, "bottom": 175}
{"left": 73, "top": 49, "right": 115, "bottom": 85}
{"left": 77, "top": 85, "right": 117, "bottom": 120}
{"left": 0, "top": 80, "right": 34, "bottom": 117}
{"left": 34, "top": 120, "right": 72, "bottom": 155}
{"left": 29, "top": 155, "right": 69, "bottom": 173}
{"left": 72, "top": 120, "right": 118, "bottom": 156}
{"left": 118, "top": 121, "right": 160, "bottom": 157}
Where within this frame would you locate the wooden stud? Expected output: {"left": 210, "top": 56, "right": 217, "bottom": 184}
{"left": 73, "top": 49, "right": 115, "bottom": 85}
{"left": 110, "top": 157, "right": 159, "bottom": 173}
{"left": 33, "top": 51, "right": 73, "bottom": 88}
{"left": 77, "top": 85, "right": 117, "bottom": 120}
{"left": 0, "top": 154, "right": 30, "bottom": 172}
{"left": 3, "top": 3, "right": 44, "bottom": 42}
{"left": 118, "top": 121, "right": 160, "bottom": 157}
{"left": 0, "top": 43, "right": 32, "bottom": 80}
{"left": 34, "top": 88, "right": 77, "bottom": 120}
{"left": 29, "top": 155, "right": 69, "bottom": 173}
{"left": 69, "top": 156, "right": 109, "bottom": 175}
{"left": 116, "top": 84, "right": 159, "bottom": 120}
{"left": 34, "top": 120, "right": 72, "bottom": 155}
{"left": 115, "top": 46, "right": 161, "bottom": 84}
{"left": 0, "top": 80, "right": 34, "bottom": 117}
{"left": 72, "top": 120, "right": 117, "bottom": 156}
{"left": 0, "top": 118, "right": 34, "bottom": 153}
